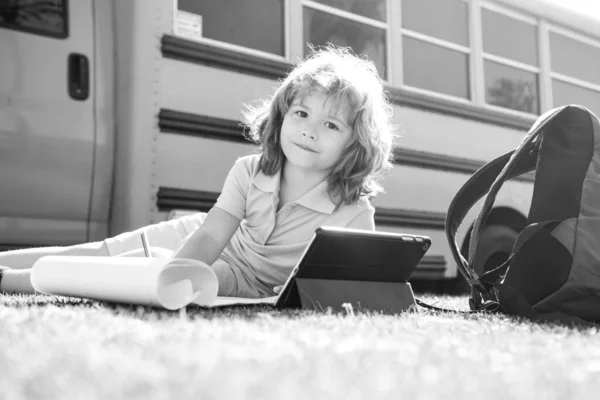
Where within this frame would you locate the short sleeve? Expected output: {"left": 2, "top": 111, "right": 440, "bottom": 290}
{"left": 346, "top": 207, "right": 376, "bottom": 231}
{"left": 213, "top": 157, "right": 253, "bottom": 221}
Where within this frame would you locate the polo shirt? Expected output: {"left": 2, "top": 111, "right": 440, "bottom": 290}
{"left": 214, "top": 154, "right": 375, "bottom": 296}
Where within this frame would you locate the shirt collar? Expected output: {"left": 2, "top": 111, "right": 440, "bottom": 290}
{"left": 253, "top": 168, "right": 280, "bottom": 193}
{"left": 252, "top": 168, "right": 336, "bottom": 214}
{"left": 295, "top": 180, "right": 336, "bottom": 214}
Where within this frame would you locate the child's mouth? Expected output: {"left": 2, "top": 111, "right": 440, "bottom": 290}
{"left": 294, "top": 143, "right": 317, "bottom": 152}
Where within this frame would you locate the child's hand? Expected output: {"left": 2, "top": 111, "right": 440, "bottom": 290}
{"left": 273, "top": 285, "right": 283, "bottom": 294}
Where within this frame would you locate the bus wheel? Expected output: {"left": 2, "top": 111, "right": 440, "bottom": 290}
{"left": 472, "top": 225, "right": 518, "bottom": 276}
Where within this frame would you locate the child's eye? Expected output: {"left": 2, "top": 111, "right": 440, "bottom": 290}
{"left": 325, "top": 122, "right": 339, "bottom": 131}
{"left": 295, "top": 111, "right": 307, "bottom": 118}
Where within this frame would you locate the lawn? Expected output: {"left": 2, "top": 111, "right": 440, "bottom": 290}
{"left": 1, "top": 293, "right": 599, "bottom": 400}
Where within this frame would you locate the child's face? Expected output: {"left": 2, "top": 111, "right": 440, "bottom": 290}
{"left": 280, "top": 89, "right": 353, "bottom": 176}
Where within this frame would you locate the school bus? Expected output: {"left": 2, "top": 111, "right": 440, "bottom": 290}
{"left": 1, "top": 0, "right": 599, "bottom": 288}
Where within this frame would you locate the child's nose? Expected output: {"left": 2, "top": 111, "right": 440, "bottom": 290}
{"left": 302, "top": 130, "right": 317, "bottom": 141}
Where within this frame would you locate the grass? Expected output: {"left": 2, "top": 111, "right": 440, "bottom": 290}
{"left": 1, "top": 293, "right": 600, "bottom": 400}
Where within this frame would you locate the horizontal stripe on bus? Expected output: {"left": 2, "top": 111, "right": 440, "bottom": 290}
{"left": 158, "top": 109, "right": 534, "bottom": 182}
{"left": 161, "top": 34, "right": 535, "bottom": 132}
{"left": 156, "top": 187, "right": 446, "bottom": 230}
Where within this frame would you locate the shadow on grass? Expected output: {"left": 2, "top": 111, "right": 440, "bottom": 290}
{"left": 0, "top": 293, "right": 308, "bottom": 320}
{"left": 2, "top": 293, "right": 598, "bottom": 331}
{"left": 0, "top": 294, "right": 97, "bottom": 308}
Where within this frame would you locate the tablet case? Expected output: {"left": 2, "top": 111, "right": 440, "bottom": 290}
{"left": 275, "top": 227, "right": 431, "bottom": 314}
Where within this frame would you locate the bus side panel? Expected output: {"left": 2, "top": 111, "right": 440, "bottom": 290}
{"left": 155, "top": 135, "right": 258, "bottom": 193}
{"left": 86, "top": 0, "right": 116, "bottom": 241}
{"left": 161, "top": 58, "right": 279, "bottom": 120}
{"left": 0, "top": 0, "right": 96, "bottom": 247}
{"left": 110, "top": 0, "right": 173, "bottom": 236}
{"left": 392, "top": 106, "right": 530, "bottom": 161}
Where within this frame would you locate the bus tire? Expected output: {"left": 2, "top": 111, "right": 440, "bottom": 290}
{"left": 443, "top": 225, "right": 518, "bottom": 294}
{"left": 472, "top": 225, "right": 518, "bottom": 276}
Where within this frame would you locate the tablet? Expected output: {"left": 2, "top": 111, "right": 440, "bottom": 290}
{"left": 275, "top": 226, "right": 431, "bottom": 309}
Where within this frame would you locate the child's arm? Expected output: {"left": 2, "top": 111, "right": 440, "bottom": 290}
{"left": 172, "top": 207, "right": 241, "bottom": 265}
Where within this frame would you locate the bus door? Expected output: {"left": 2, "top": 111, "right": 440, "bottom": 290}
{"left": 0, "top": 0, "right": 96, "bottom": 247}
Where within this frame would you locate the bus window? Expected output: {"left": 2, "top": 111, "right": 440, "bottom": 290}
{"left": 311, "top": 0, "right": 386, "bottom": 22}
{"left": 176, "top": 0, "right": 285, "bottom": 56}
{"left": 553, "top": 80, "right": 600, "bottom": 117}
{"left": 0, "top": 0, "right": 68, "bottom": 38}
{"left": 549, "top": 29, "right": 600, "bottom": 117}
{"left": 484, "top": 60, "right": 539, "bottom": 115}
{"left": 302, "top": 0, "right": 387, "bottom": 80}
{"left": 400, "top": 0, "right": 470, "bottom": 99}
{"left": 482, "top": 7, "right": 539, "bottom": 66}
{"left": 481, "top": 5, "right": 540, "bottom": 114}
{"left": 403, "top": 36, "right": 470, "bottom": 99}
{"left": 550, "top": 31, "right": 600, "bottom": 86}
{"left": 402, "top": 0, "right": 469, "bottom": 46}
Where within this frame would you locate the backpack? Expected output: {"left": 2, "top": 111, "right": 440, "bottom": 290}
{"left": 445, "top": 104, "right": 600, "bottom": 324}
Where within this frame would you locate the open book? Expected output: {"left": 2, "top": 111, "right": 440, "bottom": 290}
{"left": 30, "top": 256, "right": 278, "bottom": 310}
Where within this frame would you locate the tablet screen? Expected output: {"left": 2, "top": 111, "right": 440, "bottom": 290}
{"left": 294, "top": 227, "right": 431, "bottom": 283}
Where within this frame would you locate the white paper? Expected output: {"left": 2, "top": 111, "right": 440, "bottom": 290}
{"left": 204, "top": 295, "right": 278, "bottom": 307}
{"left": 30, "top": 256, "right": 279, "bottom": 310}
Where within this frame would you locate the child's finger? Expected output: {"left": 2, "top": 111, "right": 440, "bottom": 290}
{"left": 273, "top": 285, "right": 283, "bottom": 294}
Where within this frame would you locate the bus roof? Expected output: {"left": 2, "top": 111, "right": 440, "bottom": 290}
{"left": 497, "top": 0, "right": 600, "bottom": 39}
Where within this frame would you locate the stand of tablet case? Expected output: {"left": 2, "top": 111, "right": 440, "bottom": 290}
{"left": 279, "top": 278, "right": 416, "bottom": 314}
{"left": 275, "top": 227, "right": 430, "bottom": 314}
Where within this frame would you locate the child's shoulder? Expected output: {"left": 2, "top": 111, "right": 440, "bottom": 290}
{"left": 336, "top": 195, "right": 375, "bottom": 215}
{"left": 355, "top": 196, "right": 375, "bottom": 214}
{"left": 235, "top": 153, "right": 261, "bottom": 164}
{"left": 231, "top": 154, "right": 262, "bottom": 174}
{"left": 354, "top": 194, "right": 374, "bottom": 208}
{"left": 327, "top": 195, "right": 375, "bottom": 229}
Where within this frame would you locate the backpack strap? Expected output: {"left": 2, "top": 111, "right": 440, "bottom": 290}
{"left": 445, "top": 106, "right": 568, "bottom": 305}
{"left": 415, "top": 298, "right": 499, "bottom": 314}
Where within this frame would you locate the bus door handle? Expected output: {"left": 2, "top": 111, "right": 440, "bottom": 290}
{"left": 68, "top": 53, "right": 90, "bottom": 101}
